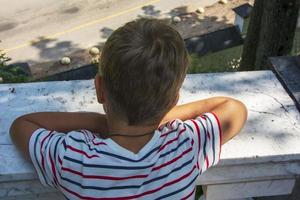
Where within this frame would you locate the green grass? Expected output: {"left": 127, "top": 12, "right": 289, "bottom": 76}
{"left": 195, "top": 186, "right": 203, "bottom": 199}
{"left": 188, "top": 45, "right": 243, "bottom": 74}
{"left": 187, "top": 24, "right": 300, "bottom": 75}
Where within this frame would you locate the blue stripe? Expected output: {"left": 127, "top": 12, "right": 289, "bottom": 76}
{"left": 56, "top": 171, "right": 70, "bottom": 199}
{"left": 62, "top": 140, "right": 67, "bottom": 150}
{"left": 44, "top": 133, "right": 54, "bottom": 151}
{"left": 49, "top": 136, "right": 61, "bottom": 189}
{"left": 143, "top": 156, "right": 194, "bottom": 185}
{"left": 59, "top": 156, "right": 194, "bottom": 191}
{"left": 60, "top": 176, "right": 141, "bottom": 190}
{"left": 185, "top": 123, "right": 194, "bottom": 133}
{"left": 68, "top": 127, "right": 179, "bottom": 163}
{"left": 159, "top": 137, "right": 189, "bottom": 158}
{"left": 205, "top": 116, "right": 216, "bottom": 165}
{"left": 198, "top": 119, "right": 208, "bottom": 166}
{"left": 64, "top": 156, "right": 155, "bottom": 170}
{"left": 33, "top": 129, "right": 51, "bottom": 186}
{"left": 53, "top": 136, "right": 62, "bottom": 163}
{"left": 154, "top": 173, "right": 198, "bottom": 200}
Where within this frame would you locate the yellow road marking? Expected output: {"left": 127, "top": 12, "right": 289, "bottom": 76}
{"left": 4, "top": 0, "right": 161, "bottom": 53}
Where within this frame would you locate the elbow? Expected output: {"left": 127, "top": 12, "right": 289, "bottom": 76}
{"left": 227, "top": 97, "right": 248, "bottom": 121}
{"left": 9, "top": 116, "right": 25, "bottom": 141}
{"left": 227, "top": 98, "right": 248, "bottom": 136}
{"left": 10, "top": 117, "right": 20, "bottom": 139}
{"left": 231, "top": 98, "right": 248, "bottom": 132}
{"left": 236, "top": 99, "right": 248, "bottom": 123}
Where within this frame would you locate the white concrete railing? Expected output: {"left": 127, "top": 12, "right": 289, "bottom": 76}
{"left": 1, "top": 70, "right": 300, "bottom": 200}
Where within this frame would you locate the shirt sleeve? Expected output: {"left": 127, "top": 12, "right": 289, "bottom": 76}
{"left": 184, "top": 113, "right": 222, "bottom": 174}
{"left": 29, "top": 128, "right": 96, "bottom": 188}
{"left": 29, "top": 128, "right": 66, "bottom": 187}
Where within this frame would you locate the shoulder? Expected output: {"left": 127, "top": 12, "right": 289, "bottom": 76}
{"left": 157, "top": 119, "right": 193, "bottom": 142}
{"left": 64, "top": 129, "right": 95, "bottom": 142}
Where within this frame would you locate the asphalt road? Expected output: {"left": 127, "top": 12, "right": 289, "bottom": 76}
{"left": 0, "top": 0, "right": 218, "bottom": 65}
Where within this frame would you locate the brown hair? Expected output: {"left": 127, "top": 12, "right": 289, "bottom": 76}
{"left": 100, "top": 18, "right": 189, "bottom": 125}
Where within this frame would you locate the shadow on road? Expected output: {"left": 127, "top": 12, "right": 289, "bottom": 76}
{"left": 18, "top": 4, "right": 233, "bottom": 79}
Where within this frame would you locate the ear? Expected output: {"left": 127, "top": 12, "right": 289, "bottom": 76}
{"left": 94, "top": 73, "right": 106, "bottom": 104}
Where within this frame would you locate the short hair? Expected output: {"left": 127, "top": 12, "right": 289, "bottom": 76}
{"left": 100, "top": 18, "right": 189, "bottom": 125}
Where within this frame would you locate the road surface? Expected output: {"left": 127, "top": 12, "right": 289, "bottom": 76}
{"left": 0, "top": 0, "right": 218, "bottom": 75}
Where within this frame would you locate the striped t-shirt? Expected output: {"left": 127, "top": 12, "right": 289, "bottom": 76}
{"left": 29, "top": 113, "right": 222, "bottom": 200}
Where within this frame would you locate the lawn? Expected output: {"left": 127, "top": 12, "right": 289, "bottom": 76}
{"left": 188, "top": 45, "right": 242, "bottom": 74}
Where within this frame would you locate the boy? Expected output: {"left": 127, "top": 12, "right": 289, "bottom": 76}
{"left": 10, "top": 18, "right": 247, "bottom": 199}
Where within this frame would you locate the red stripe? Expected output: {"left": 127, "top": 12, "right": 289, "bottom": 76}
{"left": 61, "top": 167, "right": 148, "bottom": 180}
{"left": 211, "top": 112, "right": 222, "bottom": 159}
{"left": 49, "top": 149, "right": 58, "bottom": 187}
{"left": 191, "top": 120, "right": 201, "bottom": 155}
{"left": 92, "top": 140, "right": 107, "bottom": 145}
{"left": 40, "top": 131, "right": 52, "bottom": 171}
{"left": 58, "top": 156, "right": 63, "bottom": 165}
{"left": 207, "top": 128, "right": 211, "bottom": 140}
{"left": 59, "top": 165, "right": 197, "bottom": 200}
{"left": 191, "top": 119, "right": 203, "bottom": 171}
{"left": 160, "top": 128, "right": 176, "bottom": 138}
{"left": 81, "top": 130, "right": 107, "bottom": 145}
{"left": 59, "top": 184, "right": 89, "bottom": 200}
{"left": 169, "top": 120, "right": 176, "bottom": 128}
{"left": 101, "top": 165, "right": 197, "bottom": 200}
{"left": 158, "top": 127, "right": 186, "bottom": 152}
{"left": 66, "top": 145, "right": 99, "bottom": 158}
{"left": 158, "top": 123, "right": 165, "bottom": 131}
{"left": 181, "top": 187, "right": 195, "bottom": 200}
{"left": 152, "top": 147, "right": 193, "bottom": 171}
{"left": 196, "top": 161, "right": 200, "bottom": 170}
{"left": 205, "top": 155, "right": 209, "bottom": 169}
{"left": 200, "top": 116, "right": 206, "bottom": 120}
{"left": 200, "top": 115, "right": 211, "bottom": 140}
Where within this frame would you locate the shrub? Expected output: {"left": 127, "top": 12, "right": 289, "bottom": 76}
{"left": 0, "top": 49, "right": 30, "bottom": 83}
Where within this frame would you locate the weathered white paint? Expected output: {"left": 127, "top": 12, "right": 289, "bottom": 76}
{"left": 0, "top": 71, "right": 300, "bottom": 199}
{"left": 234, "top": 15, "right": 244, "bottom": 33}
{"left": 204, "top": 179, "right": 295, "bottom": 200}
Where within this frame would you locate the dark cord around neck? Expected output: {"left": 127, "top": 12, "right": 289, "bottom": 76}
{"left": 107, "top": 131, "right": 155, "bottom": 137}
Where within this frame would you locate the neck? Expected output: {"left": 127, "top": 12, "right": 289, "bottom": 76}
{"left": 107, "top": 117, "right": 158, "bottom": 136}
{"left": 104, "top": 116, "right": 159, "bottom": 153}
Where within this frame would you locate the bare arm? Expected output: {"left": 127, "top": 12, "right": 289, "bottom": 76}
{"left": 162, "top": 97, "right": 247, "bottom": 144}
{"left": 10, "top": 112, "right": 108, "bottom": 159}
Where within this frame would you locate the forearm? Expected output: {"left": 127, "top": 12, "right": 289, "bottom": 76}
{"left": 10, "top": 112, "right": 108, "bottom": 160}
{"left": 162, "top": 96, "right": 247, "bottom": 145}
{"left": 162, "top": 97, "right": 230, "bottom": 123}
{"left": 17, "top": 112, "right": 108, "bottom": 133}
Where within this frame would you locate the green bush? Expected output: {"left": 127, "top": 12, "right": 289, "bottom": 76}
{"left": 0, "top": 49, "right": 30, "bottom": 83}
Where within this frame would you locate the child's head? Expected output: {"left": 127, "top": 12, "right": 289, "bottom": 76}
{"left": 96, "top": 18, "right": 189, "bottom": 126}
